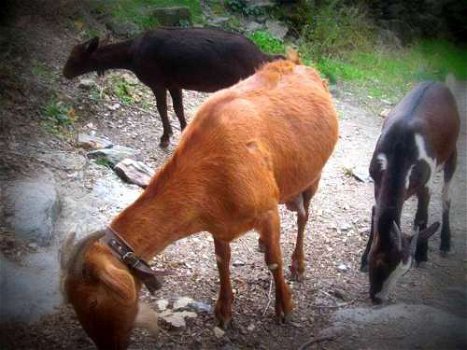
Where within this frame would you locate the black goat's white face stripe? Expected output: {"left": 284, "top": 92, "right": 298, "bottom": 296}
{"left": 375, "top": 257, "right": 411, "bottom": 301}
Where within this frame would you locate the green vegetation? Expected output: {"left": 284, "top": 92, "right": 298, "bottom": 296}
{"left": 299, "top": 1, "right": 375, "bottom": 59}
{"left": 112, "top": 76, "right": 137, "bottom": 105}
{"left": 41, "top": 98, "right": 77, "bottom": 136}
{"left": 312, "top": 40, "right": 467, "bottom": 101}
{"left": 31, "top": 60, "right": 56, "bottom": 83}
{"left": 99, "top": 0, "right": 203, "bottom": 30}
{"left": 248, "top": 30, "right": 285, "bottom": 55}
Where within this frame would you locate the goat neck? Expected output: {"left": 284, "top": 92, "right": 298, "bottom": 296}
{"left": 109, "top": 162, "right": 204, "bottom": 261}
{"left": 91, "top": 40, "right": 133, "bottom": 74}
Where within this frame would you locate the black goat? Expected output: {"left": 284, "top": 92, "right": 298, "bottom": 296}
{"left": 360, "top": 82, "right": 460, "bottom": 303}
{"left": 63, "top": 27, "right": 284, "bottom": 147}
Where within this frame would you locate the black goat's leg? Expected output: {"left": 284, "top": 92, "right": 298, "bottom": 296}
{"left": 440, "top": 149, "right": 457, "bottom": 255}
{"left": 360, "top": 205, "right": 375, "bottom": 272}
{"left": 152, "top": 87, "right": 172, "bottom": 148}
{"left": 169, "top": 88, "right": 187, "bottom": 131}
{"left": 414, "top": 186, "right": 430, "bottom": 264}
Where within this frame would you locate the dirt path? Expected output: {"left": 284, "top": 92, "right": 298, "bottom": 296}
{"left": 1, "top": 4, "right": 466, "bottom": 350}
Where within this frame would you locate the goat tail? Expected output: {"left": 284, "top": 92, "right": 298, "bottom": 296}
{"left": 286, "top": 48, "right": 301, "bottom": 65}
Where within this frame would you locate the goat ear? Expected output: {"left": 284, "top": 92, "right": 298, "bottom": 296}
{"left": 419, "top": 222, "right": 440, "bottom": 241}
{"left": 85, "top": 37, "right": 99, "bottom": 54}
{"left": 391, "top": 221, "right": 403, "bottom": 252}
{"left": 98, "top": 263, "right": 137, "bottom": 303}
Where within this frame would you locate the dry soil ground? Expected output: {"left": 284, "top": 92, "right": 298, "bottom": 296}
{"left": 0, "top": 3, "right": 466, "bottom": 350}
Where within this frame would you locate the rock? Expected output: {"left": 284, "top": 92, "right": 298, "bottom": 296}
{"left": 233, "top": 259, "right": 245, "bottom": 267}
{"left": 0, "top": 252, "right": 62, "bottom": 323}
{"left": 379, "top": 108, "right": 392, "bottom": 118}
{"left": 87, "top": 146, "right": 139, "bottom": 167}
{"left": 245, "top": 21, "right": 262, "bottom": 33}
{"left": 265, "top": 20, "right": 288, "bottom": 40}
{"left": 160, "top": 310, "right": 197, "bottom": 328}
{"left": 2, "top": 170, "right": 60, "bottom": 246}
{"left": 76, "top": 133, "right": 113, "bottom": 150}
{"left": 188, "top": 301, "right": 212, "bottom": 313}
{"left": 106, "top": 20, "right": 140, "bottom": 37}
{"left": 247, "top": 324, "right": 255, "bottom": 331}
{"left": 153, "top": 6, "right": 192, "bottom": 27}
{"left": 208, "top": 16, "right": 230, "bottom": 27}
{"left": 156, "top": 299, "right": 169, "bottom": 311}
{"left": 340, "top": 223, "right": 352, "bottom": 232}
{"left": 108, "top": 102, "right": 121, "bottom": 111}
{"left": 78, "top": 78, "right": 95, "bottom": 90}
{"left": 214, "top": 326, "right": 225, "bottom": 338}
{"left": 337, "top": 263, "right": 348, "bottom": 272}
{"left": 173, "top": 296, "right": 194, "bottom": 310}
{"left": 323, "top": 304, "right": 467, "bottom": 349}
{"left": 114, "top": 158, "right": 154, "bottom": 188}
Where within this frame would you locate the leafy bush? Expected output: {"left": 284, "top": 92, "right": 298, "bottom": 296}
{"left": 299, "top": 0, "right": 376, "bottom": 59}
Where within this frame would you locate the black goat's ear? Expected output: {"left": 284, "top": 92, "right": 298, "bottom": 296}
{"left": 85, "top": 37, "right": 99, "bottom": 54}
{"left": 419, "top": 222, "right": 440, "bottom": 241}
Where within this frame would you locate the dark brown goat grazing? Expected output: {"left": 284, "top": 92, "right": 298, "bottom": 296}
{"left": 360, "top": 82, "right": 460, "bottom": 304}
{"left": 62, "top": 54, "right": 338, "bottom": 349}
{"left": 63, "top": 27, "right": 284, "bottom": 147}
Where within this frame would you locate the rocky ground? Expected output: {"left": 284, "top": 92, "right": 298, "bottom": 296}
{"left": 1, "top": 2, "right": 466, "bottom": 350}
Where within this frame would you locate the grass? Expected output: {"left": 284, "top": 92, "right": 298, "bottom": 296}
{"left": 41, "top": 98, "right": 77, "bottom": 136}
{"left": 248, "top": 30, "right": 286, "bottom": 55}
{"left": 310, "top": 40, "right": 467, "bottom": 101}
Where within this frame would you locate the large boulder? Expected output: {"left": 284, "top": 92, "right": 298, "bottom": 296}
{"left": 2, "top": 170, "right": 60, "bottom": 246}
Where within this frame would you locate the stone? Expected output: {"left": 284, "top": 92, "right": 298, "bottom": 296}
{"left": 0, "top": 251, "right": 62, "bottom": 323}
{"left": 188, "top": 301, "right": 212, "bottom": 313}
{"left": 106, "top": 20, "right": 140, "bottom": 37}
{"left": 78, "top": 78, "right": 95, "bottom": 90}
{"left": 76, "top": 133, "right": 113, "bottom": 150}
{"left": 156, "top": 299, "right": 169, "bottom": 311}
{"left": 245, "top": 21, "right": 262, "bottom": 33}
{"left": 214, "top": 326, "right": 225, "bottom": 338}
{"left": 2, "top": 170, "right": 60, "bottom": 246}
{"left": 153, "top": 6, "right": 192, "bottom": 27}
{"left": 323, "top": 304, "right": 466, "bottom": 349}
{"left": 87, "top": 146, "right": 139, "bottom": 167}
{"left": 114, "top": 158, "right": 154, "bottom": 188}
{"left": 337, "top": 264, "right": 348, "bottom": 272}
{"left": 173, "top": 296, "right": 194, "bottom": 310}
{"left": 265, "top": 19, "right": 288, "bottom": 40}
{"left": 160, "top": 310, "right": 197, "bottom": 328}
{"left": 379, "top": 108, "right": 392, "bottom": 118}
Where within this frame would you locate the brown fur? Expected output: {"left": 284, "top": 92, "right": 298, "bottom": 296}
{"left": 64, "top": 56, "right": 338, "bottom": 348}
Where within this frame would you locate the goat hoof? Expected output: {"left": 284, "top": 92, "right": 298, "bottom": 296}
{"left": 360, "top": 264, "right": 368, "bottom": 273}
{"left": 289, "top": 269, "right": 304, "bottom": 282}
{"left": 159, "top": 138, "right": 170, "bottom": 148}
{"left": 216, "top": 317, "right": 232, "bottom": 330}
{"left": 276, "top": 311, "right": 292, "bottom": 324}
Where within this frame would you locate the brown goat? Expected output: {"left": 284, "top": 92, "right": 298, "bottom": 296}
{"left": 63, "top": 54, "right": 339, "bottom": 349}
{"left": 63, "top": 27, "right": 283, "bottom": 147}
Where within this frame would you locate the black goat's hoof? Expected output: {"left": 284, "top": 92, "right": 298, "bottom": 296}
{"left": 159, "top": 138, "right": 170, "bottom": 148}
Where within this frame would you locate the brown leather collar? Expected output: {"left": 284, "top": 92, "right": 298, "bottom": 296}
{"left": 102, "top": 226, "right": 163, "bottom": 294}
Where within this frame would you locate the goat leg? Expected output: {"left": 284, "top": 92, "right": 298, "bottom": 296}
{"left": 213, "top": 238, "right": 233, "bottom": 329}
